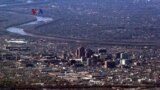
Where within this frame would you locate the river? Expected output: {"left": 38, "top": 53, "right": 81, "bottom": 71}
{"left": 2, "top": 4, "right": 159, "bottom": 46}
{"left": 6, "top": 16, "right": 53, "bottom": 36}
{"left": 5, "top": 15, "right": 159, "bottom": 46}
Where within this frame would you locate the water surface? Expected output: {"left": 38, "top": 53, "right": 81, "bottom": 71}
{"left": 6, "top": 16, "right": 53, "bottom": 36}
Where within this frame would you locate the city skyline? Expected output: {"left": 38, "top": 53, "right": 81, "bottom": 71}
{"left": 0, "top": 0, "right": 160, "bottom": 89}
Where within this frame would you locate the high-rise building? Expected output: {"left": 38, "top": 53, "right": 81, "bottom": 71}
{"left": 120, "top": 59, "right": 132, "bottom": 66}
{"left": 116, "top": 52, "right": 129, "bottom": 59}
{"left": 76, "top": 47, "right": 85, "bottom": 58}
{"left": 85, "top": 48, "right": 94, "bottom": 58}
{"left": 86, "top": 58, "right": 92, "bottom": 66}
{"left": 98, "top": 48, "right": 107, "bottom": 55}
{"left": 104, "top": 61, "right": 116, "bottom": 68}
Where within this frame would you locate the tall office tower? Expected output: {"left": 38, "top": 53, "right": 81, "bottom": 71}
{"left": 98, "top": 48, "right": 107, "bottom": 55}
{"left": 85, "top": 48, "right": 94, "bottom": 58}
{"left": 76, "top": 47, "right": 85, "bottom": 58}
{"left": 86, "top": 58, "right": 92, "bottom": 66}
{"left": 116, "top": 52, "right": 129, "bottom": 59}
{"left": 104, "top": 61, "right": 116, "bottom": 68}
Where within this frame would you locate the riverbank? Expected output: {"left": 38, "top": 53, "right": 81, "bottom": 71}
{"left": 6, "top": 16, "right": 53, "bottom": 36}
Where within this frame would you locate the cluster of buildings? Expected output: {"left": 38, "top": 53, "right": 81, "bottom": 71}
{"left": 0, "top": 38, "right": 159, "bottom": 88}
{"left": 70, "top": 46, "right": 132, "bottom": 69}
